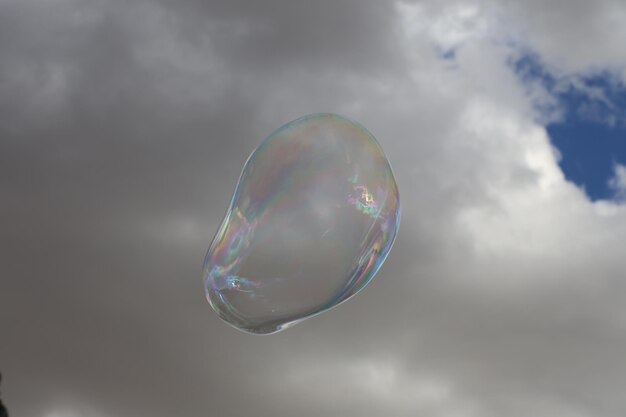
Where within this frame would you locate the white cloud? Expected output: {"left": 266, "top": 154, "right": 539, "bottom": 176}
{"left": 397, "top": 1, "right": 491, "bottom": 53}
{"left": 501, "top": 0, "right": 626, "bottom": 75}
{"left": 608, "top": 163, "right": 626, "bottom": 201}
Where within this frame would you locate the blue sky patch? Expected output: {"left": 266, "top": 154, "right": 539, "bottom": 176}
{"left": 438, "top": 48, "right": 456, "bottom": 61}
{"left": 513, "top": 53, "right": 626, "bottom": 201}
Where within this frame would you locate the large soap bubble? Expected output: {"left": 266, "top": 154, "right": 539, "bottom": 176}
{"left": 203, "top": 113, "right": 400, "bottom": 334}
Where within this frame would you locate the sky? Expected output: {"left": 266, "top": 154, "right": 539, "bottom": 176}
{"left": 2, "top": 0, "right": 626, "bottom": 416}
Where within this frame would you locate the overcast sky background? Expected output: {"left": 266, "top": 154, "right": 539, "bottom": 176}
{"left": 3, "top": 1, "right": 626, "bottom": 416}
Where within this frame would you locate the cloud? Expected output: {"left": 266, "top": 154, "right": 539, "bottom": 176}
{"left": 501, "top": 0, "right": 626, "bottom": 75}
{"left": 3, "top": 0, "right": 626, "bottom": 416}
{"left": 609, "top": 163, "right": 626, "bottom": 201}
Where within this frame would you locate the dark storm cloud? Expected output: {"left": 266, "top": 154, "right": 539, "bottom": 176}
{"left": 0, "top": 1, "right": 413, "bottom": 416}
{"left": 155, "top": 0, "right": 402, "bottom": 73}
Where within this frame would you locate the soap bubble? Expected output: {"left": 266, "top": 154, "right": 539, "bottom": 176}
{"left": 203, "top": 113, "right": 400, "bottom": 334}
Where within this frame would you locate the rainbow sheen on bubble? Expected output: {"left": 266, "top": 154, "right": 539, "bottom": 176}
{"left": 203, "top": 113, "right": 400, "bottom": 334}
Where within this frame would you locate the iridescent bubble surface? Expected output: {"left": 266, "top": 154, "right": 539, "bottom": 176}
{"left": 203, "top": 113, "right": 400, "bottom": 334}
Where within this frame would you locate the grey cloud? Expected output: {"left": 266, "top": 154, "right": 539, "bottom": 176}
{"left": 154, "top": 0, "right": 404, "bottom": 74}
{"left": 0, "top": 1, "right": 410, "bottom": 416}
{"left": 3, "top": 0, "right": 626, "bottom": 417}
